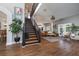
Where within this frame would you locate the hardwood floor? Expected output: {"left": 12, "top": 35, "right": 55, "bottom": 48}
{"left": 0, "top": 38, "right": 79, "bottom": 56}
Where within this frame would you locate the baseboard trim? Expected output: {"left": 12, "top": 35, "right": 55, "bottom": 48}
{"left": 6, "top": 42, "right": 14, "bottom": 46}
{"left": 6, "top": 41, "right": 22, "bottom": 46}
{"left": 6, "top": 41, "right": 40, "bottom": 47}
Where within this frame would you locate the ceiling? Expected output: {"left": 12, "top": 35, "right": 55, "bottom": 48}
{"left": 35, "top": 3, "right": 79, "bottom": 22}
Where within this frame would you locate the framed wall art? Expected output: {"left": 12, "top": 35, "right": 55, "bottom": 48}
{"left": 14, "top": 7, "right": 23, "bottom": 19}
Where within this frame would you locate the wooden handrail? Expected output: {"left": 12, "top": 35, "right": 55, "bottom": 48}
{"left": 31, "top": 19, "right": 41, "bottom": 42}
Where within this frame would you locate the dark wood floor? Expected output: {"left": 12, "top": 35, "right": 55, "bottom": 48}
{"left": 0, "top": 38, "right": 79, "bottom": 56}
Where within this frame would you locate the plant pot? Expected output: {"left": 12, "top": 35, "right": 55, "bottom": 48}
{"left": 14, "top": 37, "right": 20, "bottom": 42}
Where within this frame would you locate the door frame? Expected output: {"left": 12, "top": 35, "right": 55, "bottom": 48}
{"left": 0, "top": 6, "right": 13, "bottom": 46}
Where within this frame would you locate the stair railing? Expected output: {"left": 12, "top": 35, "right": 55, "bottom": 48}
{"left": 31, "top": 18, "right": 41, "bottom": 42}
{"left": 22, "top": 18, "right": 29, "bottom": 46}
{"left": 22, "top": 17, "right": 41, "bottom": 46}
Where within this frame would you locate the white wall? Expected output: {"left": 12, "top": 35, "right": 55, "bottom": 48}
{"left": 56, "top": 14, "right": 79, "bottom": 36}
{"left": 35, "top": 3, "right": 79, "bottom": 33}
{"left": 36, "top": 3, "right": 79, "bottom": 21}
{"left": 56, "top": 14, "right": 79, "bottom": 25}
{"left": 0, "top": 3, "right": 24, "bottom": 45}
{"left": 0, "top": 3, "right": 24, "bottom": 15}
{"left": 34, "top": 15, "right": 54, "bottom": 33}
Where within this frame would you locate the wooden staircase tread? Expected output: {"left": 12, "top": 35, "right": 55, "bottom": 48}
{"left": 29, "top": 34, "right": 36, "bottom": 35}
{"left": 25, "top": 41, "right": 39, "bottom": 44}
{"left": 29, "top": 33, "right": 36, "bottom": 34}
{"left": 25, "top": 40, "right": 38, "bottom": 43}
{"left": 22, "top": 18, "right": 40, "bottom": 46}
{"left": 29, "top": 36, "right": 37, "bottom": 38}
{"left": 28, "top": 32, "right": 35, "bottom": 33}
{"left": 29, "top": 37, "right": 37, "bottom": 39}
{"left": 26, "top": 39, "right": 38, "bottom": 41}
{"left": 29, "top": 33, "right": 35, "bottom": 34}
{"left": 29, "top": 35, "right": 36, "bottom": 37}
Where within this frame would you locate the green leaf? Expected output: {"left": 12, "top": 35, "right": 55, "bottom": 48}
{"left": 9, "top": 18, "right": 22, "bottom": 34}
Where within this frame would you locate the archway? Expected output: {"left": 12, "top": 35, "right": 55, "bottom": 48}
{"left": 0, "top": 6, "right": 12, "bottom": 46}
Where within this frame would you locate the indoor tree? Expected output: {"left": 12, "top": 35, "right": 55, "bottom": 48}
{"left": 9, "top": 18, "right": 22, "bottom": 42}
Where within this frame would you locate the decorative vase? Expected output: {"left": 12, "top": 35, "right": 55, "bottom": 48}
{"left": 14, "top": 37, "right": 20, "bottom": 42}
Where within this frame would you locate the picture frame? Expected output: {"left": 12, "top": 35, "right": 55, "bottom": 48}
{"left": 14, "top": 7, "right": 23, "bottom": 15}
{"left": 14, "top": 7, "right": 23, "bottom": 19}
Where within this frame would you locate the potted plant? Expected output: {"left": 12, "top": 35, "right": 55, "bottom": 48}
{"left": 69, "top": 24, "right": 79, "bottom": 39}
{"left": 10, "top": 18, "right": 22, "bottom": 43}
{"left": 70, "top": 24, "right": 79, "bottom": 33}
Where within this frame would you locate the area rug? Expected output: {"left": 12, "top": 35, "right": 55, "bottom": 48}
{"left": 43, "top": 37, "right": 59, "bottom": 42}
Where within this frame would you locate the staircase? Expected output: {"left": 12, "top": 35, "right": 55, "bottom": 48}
{"left": 22, "top": 18, "right": 41, "bottom": 46}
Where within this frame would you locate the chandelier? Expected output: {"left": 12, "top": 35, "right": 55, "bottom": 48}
{"left": 51, "top": 16, "right": 55, "bottom": 20}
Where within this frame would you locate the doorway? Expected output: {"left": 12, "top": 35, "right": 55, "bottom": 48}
{"left": 0, "top": 11, "right": 7, "bottom": 47}
{"left": 58, "top": 24, "right": 64, "bottom": 36}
